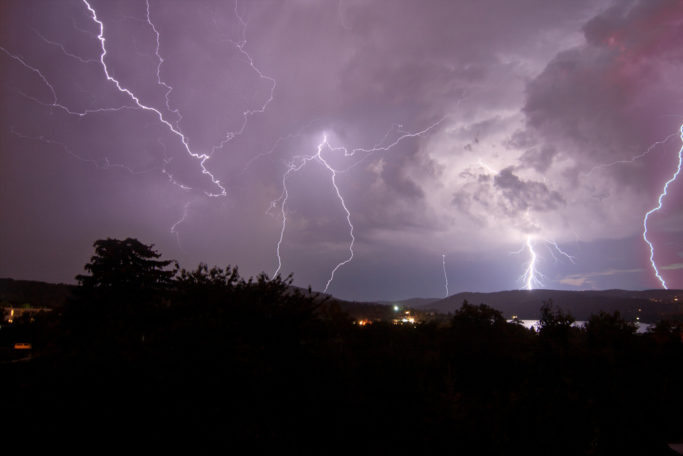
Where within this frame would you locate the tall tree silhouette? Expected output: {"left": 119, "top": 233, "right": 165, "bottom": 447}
{"left": 75, "top": 238, "right": 176, "bottom": 305}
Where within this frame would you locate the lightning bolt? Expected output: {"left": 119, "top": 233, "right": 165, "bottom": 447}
{"left": 642, "top": 124, "right": 683, "bottom": 289}
{"left": 144, "top": 0, "right": 181, "bottom": 128}
{"left": 71, "top": 16, "right": 98, "bottom": 38}
{"left": 242, "top": 120, "right": 319, "bottom": 174}
{"left": 272, "top": 161, "right": 303, "bottom": 279}
{"left": 511, "top": 235, "right": 576, "bottom": 290}
{"left": 521, "top": 236, "right": 541, "bottom": 290}
{"left": 318, "top": 136, "right": 356, "bottom": 292}
{"left": 31, "top": 28, "right": 98, "bottom": 64}
{"left": 6, "top": 0, "right": 281, "bottom": 254}
{"left": 0, "top": 45, "right": 136, "bottom": 117}
{"left": 272, "top": 134, "right": 355, "bottom": 293}
{"left": 270, "top": 120, "right": 442, "bottom": 292}
{"left": 82, "top": 0, "right": 227, "bottom": 197}
{"left": 335, "top": 118, "right": 445, "bottom": 172}
{"left": 2, "top": 5, "right": 227, "bottom": 196}
{"left": 210, "top": 1, "right": 277, "bottom": 155}
{"left": 587, "top": 131, "right": 679, "bottom": 176}
{"left": 544, "top": 239, "right": 576, "bottom": 264}
{"left": 170, "top": 201, "right": 192, "bottom": 248}
{"left": 442, "top": 254, "right": 449, "bottom": 297}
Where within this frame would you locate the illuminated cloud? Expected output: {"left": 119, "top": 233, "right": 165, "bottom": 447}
{"left": 0, "top": 0, "right": 681, "bottom": 299}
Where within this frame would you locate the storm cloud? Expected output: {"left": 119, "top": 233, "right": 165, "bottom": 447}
{"left": 1, "top": 0, "right": 681, "bottom": 299}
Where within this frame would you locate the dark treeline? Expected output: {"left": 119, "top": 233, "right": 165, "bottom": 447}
{"left": 2, "top": 238, "right": 683, "bottom": 454}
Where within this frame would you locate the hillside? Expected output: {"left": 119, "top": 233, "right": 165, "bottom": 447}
{"left": 2, "top": 277, "right": 682, "bottom": 323}
{"left": 0, "top": 278, "right": 74, "bottom": 309}
{"left": 416, "top": 289, "right": 683, "bottom": 322}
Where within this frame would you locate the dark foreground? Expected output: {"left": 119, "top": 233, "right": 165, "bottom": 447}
{"left": 2, "top": 239, "right": 682, "bottom": 454}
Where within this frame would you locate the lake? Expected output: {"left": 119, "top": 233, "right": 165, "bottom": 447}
{"left": 512, "top": 320, "right": 652, "bottom": 334}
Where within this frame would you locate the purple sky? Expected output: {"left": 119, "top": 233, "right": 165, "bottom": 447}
{"left": 1, "top": 0, "right": 682, "bottom": 301}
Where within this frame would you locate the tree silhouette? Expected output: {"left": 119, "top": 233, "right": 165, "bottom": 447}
{"left": 585, "top": 310, "right": 636, "bottom": 347}
{"left": 537, "top": 299, "right": 577, "bottom": 352}
{"left": 77, "top": 238, "right": 175, "bottom": 288}
{"left": 451, "top": 301, "right": 506, "bottom": 329}
{"left": 538, "top": 300, "right": 574, "bottom": 332}
{"left": 74, "top": 237, "right": 176, "bottom": 306}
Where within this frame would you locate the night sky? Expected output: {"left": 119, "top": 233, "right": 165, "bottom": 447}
{"left": 1, "top": 0, "right": 682, "bottom": 301}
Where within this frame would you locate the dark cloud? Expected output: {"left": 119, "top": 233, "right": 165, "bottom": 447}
{"left": 494, "top": 167, "right": 564, "bottom": 215}
{"left": 523, "top": 0, "right": 683, "bottom": 167}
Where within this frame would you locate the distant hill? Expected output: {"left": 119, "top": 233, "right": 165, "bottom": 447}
{"left": 2, "top": 277, "right": 682, "bottom": 324}
{"left": 414, "top": 289, "right": 683, "bottom": 322}
{"left": 0, "top": 278, "right": 75, "bottom": 309}
{"left": 284, "top": 287, "right": 442, "bottom": 321}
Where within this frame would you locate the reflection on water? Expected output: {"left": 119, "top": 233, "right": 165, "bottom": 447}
{"left": 509, "top": 320, "right": 652, "bottom": 334}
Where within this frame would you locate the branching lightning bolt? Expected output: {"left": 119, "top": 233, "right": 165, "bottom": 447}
{"left": 587, "top": 131, "right": 678, "bottom": 176}
{"left": 210, "top": 1, "right": 277, "bottom": 155}
{"left": 545, "top": 239, "right": 576, "bottom": 264}
{"left": 318, "top": 137, "right": 356, "bottom": 293}
{"left": 335, "top": 119, "right": 445, "bottom": 173}
{"left": 31, "top": 28, "right": 98, "bottom": 64}
{"left": 0, "top": 45, "right": 135, "bottom": 117}
{"left": 82, "top": 0, "right": 226, "bottom": 197}
{"left": 144, "top": 0, "right": 181, "bottom": 127}
{"left": 272, "top": 161, "right": 303, "bottom": 279}
{"left": 270, "top": 120, "right": 442, "bottom": 292}
{"left": 271, "top": 134, "right": 355, "bottom": 293}
{"left": 521, "top": 236, "right": 541, "bottom": 290}
{"left": 6, "top": 0, "right": 280, "bottom": 261}
{"left": 511, "top": 236, "right": 576, "bottom": 290}
{"left": 642, "top": 124, "right": 683, "bottom": 289}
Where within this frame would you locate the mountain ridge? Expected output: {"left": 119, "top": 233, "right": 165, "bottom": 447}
{"left": 2, "top": 277, "right": 682, "bottom": 323}
{"left": 413, "top": 288, "right": 682, "bottom": 322}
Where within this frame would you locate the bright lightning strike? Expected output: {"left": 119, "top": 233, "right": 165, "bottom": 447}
{"left": 642, "top": 124, "right": 683, "bottom": 289}
{"left": 0, "top": 45, "right": 135, "bottom": 117}
{"left": 82, "top": 0, "right": 227, "bottom": 197}
{"left": 7, "top": 1, "right": 278, "bottom": 250}
{"left": 522, "top": 236, "right": 540, "bottom": 290}
{"left": 512, "top": 236, "right": 575, "bottom": 290}
{"left": 270, "top": 121, "right": 442, "bottom": 292}
{"left": 271, "top": 162, "right": 302, "bottom": 280}
{"left": 317, "top": 137, "right": 356, "bottom": 293}
{"left": 272, "top": 134, "right": 355, "bottom": 293}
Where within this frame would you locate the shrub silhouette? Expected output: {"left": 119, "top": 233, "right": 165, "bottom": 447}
{"left": 3, "top": 238, "right": 682, "bottom": 454}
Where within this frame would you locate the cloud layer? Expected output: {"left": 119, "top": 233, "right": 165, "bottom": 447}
{"left": 1, "top": 0, "right": 681, "bottom": 299}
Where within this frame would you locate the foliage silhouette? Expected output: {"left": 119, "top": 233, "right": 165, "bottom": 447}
{"left": 1, "top": 238, "right": 682, "bottom": 454}
{"left": 75, "top": 237, "right": 176, "bottom": 304}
